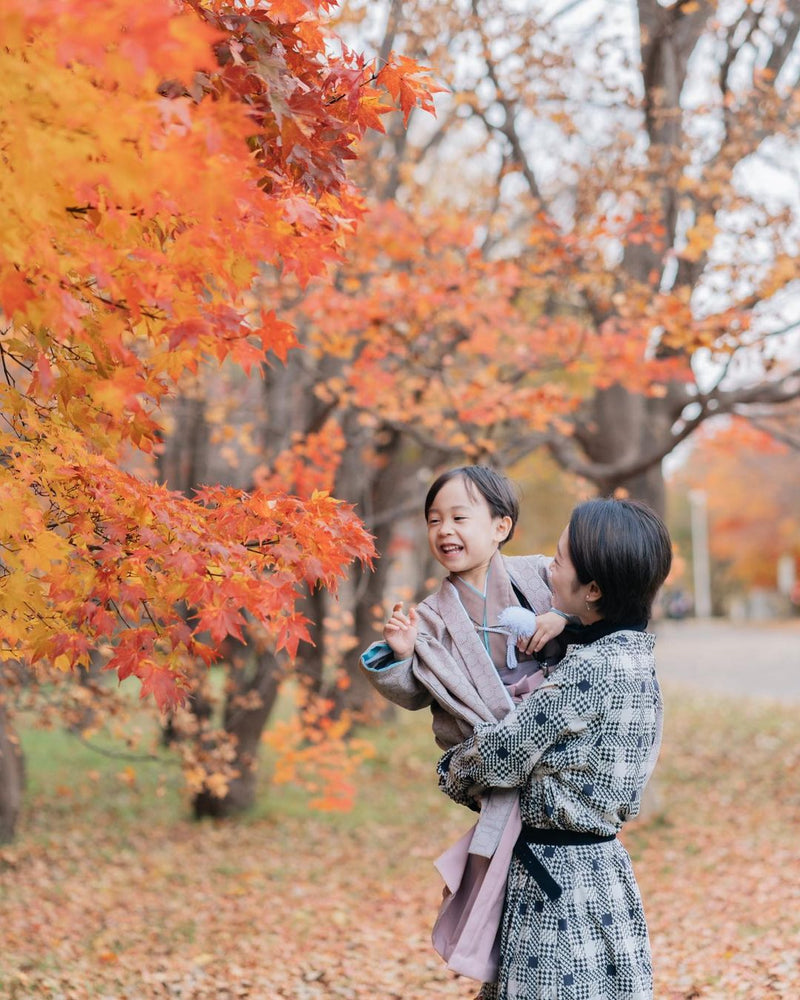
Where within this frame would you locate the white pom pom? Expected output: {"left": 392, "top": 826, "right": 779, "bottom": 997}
{"left": 496, "top": 605, "right": 538, "bottom": 639}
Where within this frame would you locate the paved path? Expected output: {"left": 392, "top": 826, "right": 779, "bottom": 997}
{"left": 652, "top": 617, "right": 800, "bottom": 702}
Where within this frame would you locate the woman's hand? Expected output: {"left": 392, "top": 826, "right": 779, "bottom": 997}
{"left": 516, "top": 609, "right": 567, "bottom": 654}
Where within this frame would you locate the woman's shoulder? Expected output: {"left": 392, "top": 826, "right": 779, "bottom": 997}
{"left": 561, "top": 630, "right": 656, "bottom": 678}
{"left": 574, "top": 628, "right": 656, "bottom": 652}
{"left": 602, "top": 629, "right": 656, "bottom": 651}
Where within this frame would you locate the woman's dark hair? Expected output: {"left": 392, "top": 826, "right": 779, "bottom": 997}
{"left": 567, "top": 498, "right": 672, "bottom": 625}
{"left": 424, "top": 466, "right": 520, "bottom": 545}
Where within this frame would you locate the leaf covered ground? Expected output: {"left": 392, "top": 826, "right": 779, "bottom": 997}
{"left": 1, "top": 684, "right": 799, "bottom": 1000}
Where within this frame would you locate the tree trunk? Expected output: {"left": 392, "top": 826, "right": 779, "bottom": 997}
{"left": 332, "top": 424, "right": 425, "bottom": 715}
{"left": 574, "top": 385, "right": 670, "bottom": 516}
{"left": 68, "top": 646, "right": 109, "bottom": 734}
{"left": 156, "top": 395, "right": 210, "bottom": 493}
{"left": 0, "top": 700, "right": 24, "bottom": 844}
{"left": 192, "top": 645, "right": 283, "bottom": 819}
{"left": 294, "top": 586, "right": 326, "bottom": 695}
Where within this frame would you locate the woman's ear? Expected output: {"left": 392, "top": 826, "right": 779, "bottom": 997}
{"left": 586, "top": 581, "right": 602, "bottom": 602}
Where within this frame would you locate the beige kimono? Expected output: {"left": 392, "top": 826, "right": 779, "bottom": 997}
{"left": 359, "top": 552, "right": 554, "bottom": 982}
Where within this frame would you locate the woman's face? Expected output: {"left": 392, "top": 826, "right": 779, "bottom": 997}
{"left": 549, "top": 526, "right": 601, "bottom": 623}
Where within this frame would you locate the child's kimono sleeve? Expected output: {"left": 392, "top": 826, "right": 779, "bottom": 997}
{"left": 360, "top": 640, "right": 433, "bottom": 712}
{"left": 360, "top": 641, "right": 474, "bottom": 752}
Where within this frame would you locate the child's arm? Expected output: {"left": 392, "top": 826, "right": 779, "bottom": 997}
{"left": 383, "top": 602, "right": 419, "bottom": 660}
{"left": 358, "top": 602, "right": 432, "bottom": 713}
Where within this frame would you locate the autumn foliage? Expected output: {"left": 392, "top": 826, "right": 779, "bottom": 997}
{"left": 315, "top": 0, "right": 800, "bottom": 521}
{"left": 671, "top": 418, "right": 800, "bottom": 593}
{"left": 0, "top": 1, "right": 439, "bottom": 707}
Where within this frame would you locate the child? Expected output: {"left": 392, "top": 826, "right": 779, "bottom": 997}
{"left": 359, "top": 465, "right": 574, "bottom": 985}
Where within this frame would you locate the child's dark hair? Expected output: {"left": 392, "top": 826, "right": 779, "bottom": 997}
{"left": 568, "top": 498, "right": 672, "bottom": 625}
{"left": 424, "top": 466, "right": 520, "bottom": 545}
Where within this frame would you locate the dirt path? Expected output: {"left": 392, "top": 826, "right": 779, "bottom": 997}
{"left": 653, "top": 617, "right": 800, "bottom": 702}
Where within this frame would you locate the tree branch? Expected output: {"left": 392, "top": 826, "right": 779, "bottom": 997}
{"left": 745, "top": 414, "right": 800, "bottom": 451}
{"left": 546, "top": 363, "right": 800, "bottom": 486}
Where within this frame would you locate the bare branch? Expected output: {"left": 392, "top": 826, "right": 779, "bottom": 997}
{"left": 719, "top": 6, "right": 760, "bottom": 104}
{"left": 378, "top": 0, "right": 405, "bottom": 67}
{"left": 470, "top": 0, "right": 546, "bottom": 206}
{"left": 745, "top": 415, "right": 800, "bottom": 451}
{"left": 765, "top": 5, "right": 800, "bottom": 84}
{"left": 546, "top": 363, "right": 800, "bottom": 486}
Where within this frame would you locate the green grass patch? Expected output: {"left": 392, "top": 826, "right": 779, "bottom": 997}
{"left": 18, "top": 720, "right": 185, "bottom": 838}
{"left": 12, "top": 681, "right": 449, "bottom": 845}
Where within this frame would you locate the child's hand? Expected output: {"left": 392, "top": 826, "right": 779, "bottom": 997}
{"left": 383, "top": 602, "right": 418, "bottom": 660}
{"left": 516, "top": 610, "right": 567, "bottom": 654}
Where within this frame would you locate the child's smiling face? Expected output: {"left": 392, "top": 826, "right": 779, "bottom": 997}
{"left": 425, "top": 474, "right": 511, "bottom": 589}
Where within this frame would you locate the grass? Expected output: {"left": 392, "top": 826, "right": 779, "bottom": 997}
{"left": 18, "top": 718, "right": 186, "bottom": 835}
{"left": 12, "top": 682, "right": 450, "bottom": 845}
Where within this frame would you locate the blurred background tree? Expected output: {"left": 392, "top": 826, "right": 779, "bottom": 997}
{"left": 666, "top": 416, "right": 800, "bottom": 617}
{"left": 156, "top": 0, "right": 800, "bottom": 794}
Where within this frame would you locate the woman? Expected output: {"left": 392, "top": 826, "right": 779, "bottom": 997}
{"left": 437, "top": 497, "right": 672, "bottom": 1000}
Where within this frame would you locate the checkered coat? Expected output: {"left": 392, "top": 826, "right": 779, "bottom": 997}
{"left": 438, "top": 630, "right": 663, "bottom": 1000}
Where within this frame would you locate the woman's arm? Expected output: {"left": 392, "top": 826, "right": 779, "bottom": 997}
{"left": 437, "top": 660, "right": 601, "bottom": 805}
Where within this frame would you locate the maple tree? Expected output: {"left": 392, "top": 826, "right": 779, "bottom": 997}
{"left": 0, "top": 0, "right": 439, "bottom": 838}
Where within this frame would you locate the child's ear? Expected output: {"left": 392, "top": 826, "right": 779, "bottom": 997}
{"left": 495, "top": 516, "right": 513, "bottom": 544}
